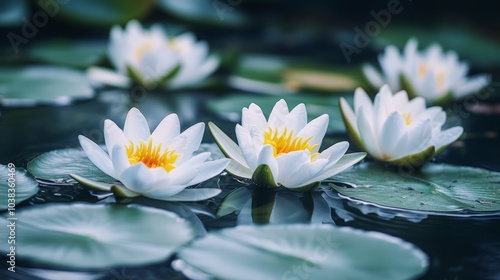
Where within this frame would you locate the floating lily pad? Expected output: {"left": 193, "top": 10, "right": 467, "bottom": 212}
{"left": 178, "top": 224, "right": 428, "bottom": 280}
{"left": 157, "top": 0, "right": 248, "bottom": 27}
{"left": 27, "top": 148, "right": 115, "bottom": 183}
{"left": 0, "top": 164, "right": 38, "bottom": 210}
{"left": 55, "top": 0, "right": 155, "bottom": 27}
{"left": 230, "top": 54, "right": 363, "bottom": 94}
{"left": 330, "top": 163, "right": 500, "bottom": 213}
{"left": 0, "top": 66, "right": 94, "bottom": 107}
{"left": 0, "top": 203, "right": 195, "bottom": 269}
{"left": 207, "top": 93, "right": 350, "bottom": 133}
{"left": 29, "top": 41, "right": 107, "bottom": 68}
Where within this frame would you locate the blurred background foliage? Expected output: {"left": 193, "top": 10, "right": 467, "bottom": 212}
{"left": 1, "top": 0, "right": 499, "bottom": 68}
{"left": 0, "top": 0, "right": 499, "bottom": 164}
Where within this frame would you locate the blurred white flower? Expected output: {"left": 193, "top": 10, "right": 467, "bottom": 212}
{"left": 363, "top": 39, "right": 490, "bottom": 104}
{"left": 88, "top": 20, "right": 219, "bottom": 89}
{"left": 210, "top": 99, "right": 366, "bottom": 191}
{"left": 73, "top": 108, "right": 229, "bottom": 201}
{"left": 340, "top": 85, "right": 463, "bottom": 167}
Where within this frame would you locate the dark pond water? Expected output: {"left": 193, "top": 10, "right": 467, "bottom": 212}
{"left": 1, "top": 90, "right": 500, "bottom": 280}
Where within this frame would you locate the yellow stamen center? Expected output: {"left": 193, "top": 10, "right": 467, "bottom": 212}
{"left": 436, "top": 71, "right": 445, "bottom": 89}
{"left": 418, "top": 63, "right": 427, "bottom": 77}
{"left": 402, "top": 112, "right": 412, "bottom": 126}
{"left": 263, "top": 127, "right": 319, "bottom": 159}
{"left": 135, "top": 41, "right": 155, "bottom": 61}
{"left": 167, "top": 39, "right": 180, "bottom": 50}
{"left": 418, "top": 63, "right": 446, "bottom": 90}
{"left": 125, "top": 139, "right": 180, "bottom": 172}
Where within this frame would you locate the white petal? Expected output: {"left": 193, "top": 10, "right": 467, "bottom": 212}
{"left": 170, "top": 55, "right": 219, "bottom": 88}
{"left": 357, "top": 109, "right": 383, "bottom": 159}
{"left": 124, "top": 108, "right": 151, "bottom": 143}
{"left": 372, "top": 85, "right": 392, "bottom": 133}
{"left": 398, "top": 120, "right": 433, "bottom": 156}
{"left": 283, "top": 159, "right": 328, "bottom": 189}
{"left": 339, "top": 97, "right": 358, "bottom": 134}
{"left": 157, "top": 188, "right": 222, "bottom": 202}
{"left": 110, "top": 145, "right": 131, "bottom": 178}
{"left": 407, "top": 96, "right": 427, "bottom": 116}
{"left": 168, "top": 153, "right": 210, "bottom": 186}
{"left": 169, "top": 122, "right": 204, "bottom": 164}
{"left": 316, "top": 141, "right": 349, "bottom": 167}
{"left": 453, "top": 75, "right": 490, "bottom": 99}
{"left": 296, "top": 114, "right": 328, "bottom": 152}
{"left": 379, "top": 46, "right": 402, "bottom": 90}
{"left": 300, "top": 152, "right": 366, "bottom": 186}
{"left": 150, "top": 113, "right": 180, "bottom": 146}
{"left": 235, "top": 124, "right": 258, "bottom": 169}
{"left": 420, "top": 70, "right": 439, "bottom": 101}
{"left": 119, "top": 163, "right": 156, "bottom": 193}
{"left": 144, "top": 181, "right": 187, "bottom": 199}
{"left": 275, "top": 151, "right": 310, "bottom": 185}
{"left": 209, "top": 122, "right": 248, "bottom": 168}
{"left": 78, "top": 135, "right": 115, "bottom": 178}
{"left": 268, "top": 99, "right": 289, "bottom": 128}
{"left": 284, "top": 103, "right": 308, "bottom": 133}
{"left": 104, "top": 119, "right": 127, "bottom": 158}
{"left": 242, "top": 103, "right": 267, "bottom": 132}
{"left": 362, "top": 64, "right": 385, "bottom": 88}
{"left": 432, "top": 126, "right": 463, "bottom": 152}
{"left": 354, "top": 87, "right": 373, "bottom": 116}
{"left": 186, "top": 158, "right": 230, "bottom": 186}
{"left": 87, "top": 67, "right": 131, "bottom": 88}
{"left": 380, "top": 112, "right": 406, "bottom": 159}
{"left": 257, "top": 145, "right": 279, "bottom": 182}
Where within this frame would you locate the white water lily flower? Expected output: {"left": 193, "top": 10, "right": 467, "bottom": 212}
{"left": 88, "top": 20, "right": 219, "bottom": 89}
{"left": 340, "top": 85, "right": 464, "bottom": 168}
{"left": 72, "top": 108, "right": 229, "bottom": 201}
{"left": 363, "top": 39, "right": 490, "bottom": 104}
{"left": 209, "top": 99, "right": 366, "bottom": 191}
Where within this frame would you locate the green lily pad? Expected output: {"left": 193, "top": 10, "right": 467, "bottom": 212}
{"left": 0, "top": 66, "right": 94, "bottom": 107}
{"left": 157, "top": 0, "right": 248, "bottom": 27}
{"left": 28, "top": 40, "right": 107, "bottom": 68}
{"left": 0, "top": 164, "right": 38, "bottom": 210}
{"left": 0, "top": 203, "right": 195, "bottom": 269}
{"left": 207, "top": 93, "right": 350, "bottom": 133}
{"left": 54, "top": 0, "right": 155, "bottom": 27}
{"left": 27, "top": 148, "right": 115, "bottom": 183}
{"left": 330, "top": 162, "right": 500, "bottom": 213}
{"left": 230, "top": 54, "right": 363, "bottom": 94}
{"left": 178, "top": 224, "right": 428, "bottom": 280}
